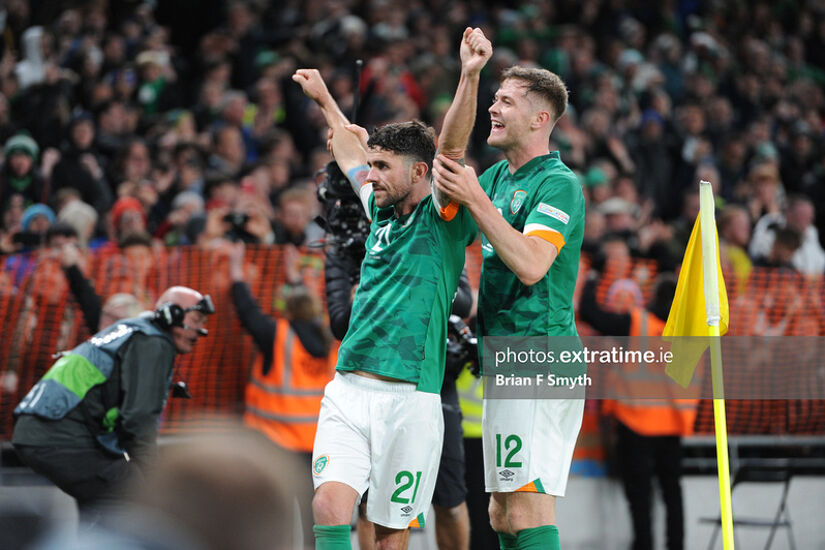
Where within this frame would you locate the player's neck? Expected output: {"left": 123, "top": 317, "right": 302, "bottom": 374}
{"left": 504, "top": 141, "right": 550, "bottom": 174}
{"left": 393, "top": 180, "right": 429, "bottom": 217}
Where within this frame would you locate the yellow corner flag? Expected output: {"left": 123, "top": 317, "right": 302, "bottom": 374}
{"left": 662, "top": 187, "right": 729, "bottom": 388}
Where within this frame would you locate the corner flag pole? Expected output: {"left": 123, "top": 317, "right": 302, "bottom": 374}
{"left": 699, "top": 180, "right": 734, "bottom": 549}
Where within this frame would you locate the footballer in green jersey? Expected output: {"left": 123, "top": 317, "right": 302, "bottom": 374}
{"left": 434, "top": 57, "right": 585, "bottom": 550}
{"left": 293, "top": 57, "right": 487, "bottom": 548}
{"left": 476, "top": 152, "right": 584, "bottom": 341}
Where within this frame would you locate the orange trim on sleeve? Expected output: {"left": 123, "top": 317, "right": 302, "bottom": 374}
{"left": 439, "top": 200, "right": 459, "bottom": 221}
{"left": 525, "top": 229, "right": 565, "bottom": 252}
{"left": 408, "top": 517, "right": 421, "bottom": 528}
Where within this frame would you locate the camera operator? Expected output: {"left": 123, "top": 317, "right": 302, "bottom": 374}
{"left": 319, "top": 160, "right": 473, "bottom": 548}
{"left": 12, "top": 286, "right": 214, "bottom": 520}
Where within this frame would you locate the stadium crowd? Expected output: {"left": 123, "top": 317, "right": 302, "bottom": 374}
{"left": 0, "top": 0, "right": 824, "bottom": 293}
{"left": 2, "top": 2, "right": 825, "bottom": 549}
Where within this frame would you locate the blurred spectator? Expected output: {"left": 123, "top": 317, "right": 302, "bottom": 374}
{"left": 3, "top": 203, "right": 55, "bottom": 284}
{"left": 0, "top": 194, "right": 25, "bottom": 254}
{"left": 19, "top": 203, "right": 54, "bottom": 246}
{"left": 113, "top": 138, "right": 153, "bottom": 190}
{"left": 58, "top": 199, "right": 99, "bottom": 248}
{"left": 32, "top": 430, "right": 305, "bottom": 550}
{"left": 754, "top": 227, "right": 801, "bottom": 271}
{"left": 96, "top": 196, "right": 148, "bottom": 251}
{"left": 208, "top": 125, "right": 245, "bottom": 177}
{"left": 53, "top": 222, "right": 142, "bottom": 333}
{"left": 582, "top": 165, "right": 611, "bottom": 207}
{"left": 750, "top": 195, "right": 825, "bottom": 275}
{"left": 245, "top": 77, "right": 285, "bottom": 141}
{"left": 136, "top": 50, "right": 179, "bottom": 116}
{"left": 155, "top": 191, "right": 205, "bottom": 246}
{"left": 627, "top": 109, "right": 673, "bottom": 217}
{"left": 218, "top": 90, "right": 257, "bottom": 163}
{"left": 273, "top": 187, "right": 322, "bottom": 247}
{"left": 718, "top": 205, "right": 753, "bottom": 292}
{"left": 780, "top": 121, "right": 818, "bottom": 195}
{"left": 50, "top": 111, "right": 113, "bottom": 215}
{"left": 743, "top": 160, "right": 783, "bottom": 223}
{"left": 94, "top": 100, "right": 130, "bottom": 161}
{"left": 1, "top": 132, "right": 45, "bottom": 209}
{"left": 599, "top": 197, "right": 637, "bottom": 237}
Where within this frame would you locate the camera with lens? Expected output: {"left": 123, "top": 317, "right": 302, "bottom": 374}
{"left": 445, "top": 314, "right": 479, "bottom": 379}
{"left": 223, "top": 211, "right": 253, "bottom": 242}
{"left": 315, "top": 161, "right": 370, "bottom": 262}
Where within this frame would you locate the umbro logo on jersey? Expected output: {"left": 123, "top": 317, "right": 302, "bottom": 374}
{"left": 499, "top": 469, "right": 516, "bottom": 480}
{"left": 537, "top": 202, "right": 569, "bottom": 224}
{"left": 401, "top": 506, "right": 414, "bottom": 514}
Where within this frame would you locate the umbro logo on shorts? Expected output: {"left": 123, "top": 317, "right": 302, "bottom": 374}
{"left": 499, "top": 469, "right": 515, "bottom": 481}
{"left": 401, "top": 506, "right": 414, "bottom": 515}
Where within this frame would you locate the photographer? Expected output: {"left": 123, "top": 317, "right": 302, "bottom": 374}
{"left": 319, "top": 159, "right": 473, "bottom": 549}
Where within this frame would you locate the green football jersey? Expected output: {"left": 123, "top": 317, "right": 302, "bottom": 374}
{"left": 336, "top": 192, "right": 477, "bottom": 393}
{"left": 477, "top": 152, "right": 585, "bottom": 343}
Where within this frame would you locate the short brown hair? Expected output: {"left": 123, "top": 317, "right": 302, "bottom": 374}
{"left": 368, "top": 120, "right": 437, "bottom": 172}
{"left": 501, "top": 66, "right": 569, "bottom": 121}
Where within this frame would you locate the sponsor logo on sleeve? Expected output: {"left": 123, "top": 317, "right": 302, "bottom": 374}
{"left": 537, "top": 203, "right": 569, "bottom": 224}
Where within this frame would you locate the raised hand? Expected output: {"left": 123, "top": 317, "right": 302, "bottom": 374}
{"left": 460, "top": 27, "right": 492, "bottom": 77}
{"left": 292, "top": 69, "right": 332, "bottom": 104}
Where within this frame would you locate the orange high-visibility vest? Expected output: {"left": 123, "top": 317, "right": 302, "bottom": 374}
{"left": 603, "top": 308, "right": 698, "bottom": 436}
{"left": 244, "top": 319, "right": 336, "bottom": 452}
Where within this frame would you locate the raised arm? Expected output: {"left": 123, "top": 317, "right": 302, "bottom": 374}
{"left": 292, "top": 69, "right": 369, "bottom": 203}
{"left": 437, "top": 27, "right": 492, "bottom": 160}
{"left": 434, "top": 28, "right": 491, "bottom": 213}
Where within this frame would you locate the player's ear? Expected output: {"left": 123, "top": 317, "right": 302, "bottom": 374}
{"left": 411, "top": 160, "right": 429, "bottom": 183}
{"left": 531, "top": 109, "right": 553, "bottom": 130}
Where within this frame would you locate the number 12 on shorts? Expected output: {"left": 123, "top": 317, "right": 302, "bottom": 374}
{"left": 496, "top": 434, "right": 523, "bottom": 468}
{"left": 391, "top": 470, "right": 423, "bottom": 504}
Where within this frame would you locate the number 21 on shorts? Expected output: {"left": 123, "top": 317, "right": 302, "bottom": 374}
{"left": 391, "top": 470, "right": 423, "bottom": 504}
{"left": 496, "top": 433, "right": 523, "bottom": 468}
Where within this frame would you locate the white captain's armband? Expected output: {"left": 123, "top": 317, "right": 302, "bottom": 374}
{"left": 346, "top": 164, "right": 372, "bottom": 219}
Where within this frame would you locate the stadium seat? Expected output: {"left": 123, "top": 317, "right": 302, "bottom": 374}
{"left": 700, "top": 458, "right": 796, "bottom": 550}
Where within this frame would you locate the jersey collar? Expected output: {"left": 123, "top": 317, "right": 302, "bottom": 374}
{"left": 509, "top": 152, "right": 559, "bottom": 179}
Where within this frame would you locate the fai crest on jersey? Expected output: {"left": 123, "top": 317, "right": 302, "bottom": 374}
{"left": 313, "top": 455, "right": 329, "bottom": 476}
{"left": 510, "top": 190, "right": 527, "bottom": 214}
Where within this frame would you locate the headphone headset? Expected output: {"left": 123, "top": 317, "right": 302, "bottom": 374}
{"left": 153, "top": 295, "right": 214, "bottom": 335}
{"left": 154, "top": 302, "right": 185, "bottom": 330}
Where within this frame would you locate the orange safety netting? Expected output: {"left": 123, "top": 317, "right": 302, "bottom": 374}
{"left": 1, "top": 245, "right": 823, "bottom": 440}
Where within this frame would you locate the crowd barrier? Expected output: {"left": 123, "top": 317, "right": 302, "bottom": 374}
{"left": 1, "top": 244, "right": 823, "bottom": 439}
